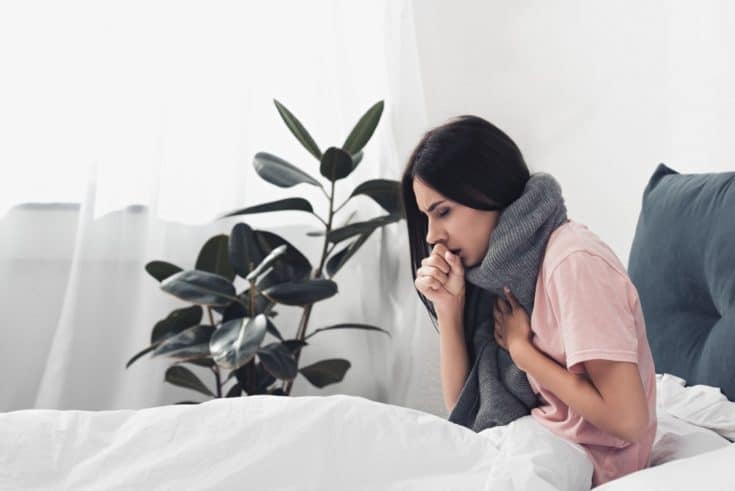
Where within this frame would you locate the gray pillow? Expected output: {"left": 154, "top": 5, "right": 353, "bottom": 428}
{"left": 628, "top": 163, "right": 735, "bottom": 401}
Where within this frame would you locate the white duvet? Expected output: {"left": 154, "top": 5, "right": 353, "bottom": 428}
{"left": 1, "top": 374, "right": 733, "bottom": 491}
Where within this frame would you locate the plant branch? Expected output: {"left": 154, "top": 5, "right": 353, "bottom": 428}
{"left": 319, "top": 186, "right": 330, "bottom": 201}
{"left": 311, "top": 212, "right": 327, "bottom": 227}
{"left": 212, "top": 363, "right": 222, "bottom": 398}
{"left": 333, "top": 197, "right": 349, "bottom": 214}
{"left": 283, "top": 179, "right": 336, "bottom": 395}
{"left": 316, "top": 179, "right": 336, "bottom": 276}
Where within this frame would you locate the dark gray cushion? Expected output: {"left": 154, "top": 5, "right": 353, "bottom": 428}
{"left": 628, "top": 163, "right": 735, "bottom": 401}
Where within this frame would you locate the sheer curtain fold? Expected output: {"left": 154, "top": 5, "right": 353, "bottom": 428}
{"left": 2, "top": 0, "right": 442, "bottom": 413}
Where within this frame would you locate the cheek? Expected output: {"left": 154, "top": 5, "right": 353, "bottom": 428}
{"left": 469, "top": 218, "right": 495, "bottom": 256}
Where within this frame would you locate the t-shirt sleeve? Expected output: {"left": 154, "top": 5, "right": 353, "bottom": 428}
{"left": 545, "top": 251, "right": 639, "bottom": 373}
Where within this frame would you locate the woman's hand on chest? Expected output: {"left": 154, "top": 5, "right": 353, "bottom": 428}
{"left": 492, "top": 286, "right": 535, "bottom": 363}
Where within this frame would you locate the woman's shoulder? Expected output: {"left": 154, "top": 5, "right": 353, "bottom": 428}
{"left": 542, "top": 219, "right": 627, "bottom": 277}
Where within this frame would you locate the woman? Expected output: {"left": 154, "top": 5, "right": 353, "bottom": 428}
{"left": 400, "top": 115, "right": 657, "bottom": 488}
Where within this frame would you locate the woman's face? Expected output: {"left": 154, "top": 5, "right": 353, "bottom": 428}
{"left": 412, "top": 177, "right": 500, "bottom": 268}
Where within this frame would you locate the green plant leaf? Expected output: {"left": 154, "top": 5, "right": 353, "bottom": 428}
{"left": 351, "top": 150, "right": 363, "bottom": 168}
{"left": 254, "top": 266, "right": 275, "bottom": 288}
{"left": 326, "top": 229, "right": 375, "bottom": 278}
{"left": 228, "top": 222, "right": 262, "bottom": 279}
{"left": 273, "top": 99, "right": 322, "bottom": 160}
{"left": 160, "top": 270, "right": 238, "bottom": 306}
{"left": 165, "top": 365, "right": 214, "bottom": 397}
{"left": 225, "top": 382, "right": 242, "bottom": 398}
{"left": 257, "top": 342, "right": 298, "bottom": 380}
{"left": 326, "top": 214, "right": 400, "bottom": 244}
{"left": 126, "top": 305, "right": 204, "bottom": 369}
{"left": 182, "top": 357, "right": 216, "bottom": 368}
{"left": 151, "top": 306, "right": 204, "bottom": 344}
{"left": 320, "top": 147, "right": 355, "bottom": 182}
{"left": 220, "top": 291, "right": 270, "bottom": 320}
{"left": 265, "top": 316, "right": 284, "bottom": 341}
{"left": 281, "top": 339, "right": 308, "bottom": 354}
{"left": 218, "top": 198, "right": 314, "bottom": 219}
{"left": 299, "top": 359, "right": 351, "bottom": 388}
{"left": 245, "top": 245, "right": 287, "bottom": 282}
{"left": 348, "top": 179, "right": 401, "bottom": 215}
{"left": 253, "top": 152, "right": 323, "bottom": 189}
{"left": 305, "top": 323, "right": 392, "bottom": 340}
{"left": 196, "top": 234, "right": 236, "bottom": 282}
{"left": 252, "top": 230, "right": 313, "bottom": 287}
{"left": 210, "top": 314, "right": 268, "bottom": 370}
{"left": 250, "top": 362, "right": 277, "bottom": 395}
{"left": 145, "top": 261, "right": 183, "bottom": 282}
{"left": 342, "top": 100, "right": 384, "bottom": 155}
{"left": 262, "top": 279, "right": 338, "bottom": 306}
{"left": 125, "top": 345, "right": 157, "bottom": 369}
{"left": 152, "top": 324, "right": 216, "bottom": 361}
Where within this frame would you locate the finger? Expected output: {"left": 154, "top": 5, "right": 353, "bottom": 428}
{"left": 428, "top": 270, "right": 448, "bottom": 285}
{"left": 416, "top": 276, "right": 441, "bottom": 292}
{"left": 493, "top": 304, "right": 503, "bottom": 322}
{"left": 426, "top": 265, "right": 449, "bottom": 282}
{"left": 418, "top": 266, "right": 448, "bottom": 285}
{"left": 424, "top": 255, "right": 450, "bottom": 274}
{"left": 443, "top": 250, "right": 464, "bottom": 275}
{"left": 494, "top": 324, "right": 504, "bottom": 346}
{"left": 432, "top": 243, "right": 449, "bottom": 258}
{"left": 503, "top": 286, "right": 520, "bottom": 310}
{"left": 495, "top": 296, "right": 511, "bottom": 315}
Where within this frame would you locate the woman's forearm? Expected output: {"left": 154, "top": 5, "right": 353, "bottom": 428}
{"left": 437, "top": 309, "right": 469, "bottom": 415}
{"left": 514, "top": 342, "right": 640, "bottom": 443}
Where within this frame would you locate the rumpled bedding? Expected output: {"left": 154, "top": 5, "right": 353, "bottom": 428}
{"left": 1, "top": 373, "right": 733, "bottom": 491}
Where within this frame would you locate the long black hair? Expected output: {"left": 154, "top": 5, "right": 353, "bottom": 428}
{"left": 400, "top": 115, "right": 531, "bottom": 332}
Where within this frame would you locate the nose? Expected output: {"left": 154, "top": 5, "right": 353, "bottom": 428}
{"left": 425, "top": 218, "right": 446, "bottom": 247}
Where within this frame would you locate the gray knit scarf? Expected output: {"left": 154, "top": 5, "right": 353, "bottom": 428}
{"left": 447, "top": 172, "right": 568, "bottom": 432}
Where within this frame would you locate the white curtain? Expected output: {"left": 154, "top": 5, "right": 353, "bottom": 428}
{"left": 1, "top": 0, "right": 447, "bottom": 416}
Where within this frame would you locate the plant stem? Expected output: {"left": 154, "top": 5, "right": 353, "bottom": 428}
{"left": 283, "top": 179, "right": 336, "bottom": 395}
{"left": 311, "top": 212, "right": 327, "bottom": 227}
{"left": 319, "top": 186, "right": 330, "bottom": 201}
{"left": 249, "top": 283, "right": 255, "bottom": 315}
{"left": 316, "top": 179, "right": 336, "bottom": 275}
{"left": 333, "top": 198, "right": 348, "bottom": 214}
{"left": 212, "top": 364, "right": 222, "bottom": 398}
{"left": 326, "top": 242, "right": 336, "bottom": 257}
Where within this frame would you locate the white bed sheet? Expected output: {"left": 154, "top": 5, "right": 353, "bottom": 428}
{"left": 596, "top": 373, "right": 735, "bottom": 490}
{"left": 1, "top": 373, "right": 733, "bottom": 491}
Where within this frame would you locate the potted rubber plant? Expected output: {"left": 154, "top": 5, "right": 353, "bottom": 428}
{"left": 126, "top": 99, "right": 404, "bottom": 403}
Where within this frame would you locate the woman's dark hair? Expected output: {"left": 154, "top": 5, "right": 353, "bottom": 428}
{"left": 400, "top": 115, "right": 531, "bottom": 332}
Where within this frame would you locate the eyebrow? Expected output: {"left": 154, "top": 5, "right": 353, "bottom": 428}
{"left": 419, "top": 199, "right": 446, "bottom": 214}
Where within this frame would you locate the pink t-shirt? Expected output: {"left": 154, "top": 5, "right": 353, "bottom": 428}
{"left": 527, "top": 219, "right": 658, "bottom": 488}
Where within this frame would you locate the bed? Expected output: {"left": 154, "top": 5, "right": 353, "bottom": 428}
{"left": 1, "top": 163, "right": 734, "bottom": 490}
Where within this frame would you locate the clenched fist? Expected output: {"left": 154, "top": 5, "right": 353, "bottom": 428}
{"left": 414, "top": 243, "right": 466, "bottom": 317}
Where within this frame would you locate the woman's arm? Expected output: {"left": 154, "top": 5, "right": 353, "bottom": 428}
{"left": 514, "top": 343, "right": 650, "bottom": 443}
{"left": 437, "top": 308, "right": 469, "bottom": 414}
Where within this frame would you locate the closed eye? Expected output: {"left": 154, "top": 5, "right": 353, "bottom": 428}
{"left": 438, "top": 209, "right": 450, "bottom": 218}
